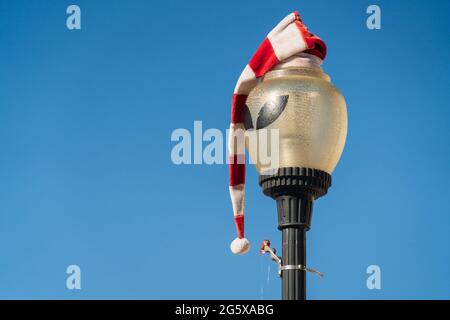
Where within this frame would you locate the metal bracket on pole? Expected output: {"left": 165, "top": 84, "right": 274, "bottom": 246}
{"left": 260, "top": 240, "right": 324, "bottom": 278}
{"left": 280, "top": 265, "right": 324, "bottom": 278}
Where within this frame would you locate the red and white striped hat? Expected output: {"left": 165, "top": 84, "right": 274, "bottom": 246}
{"left": 229, "top": 12, "right": 326, "bottom": 255}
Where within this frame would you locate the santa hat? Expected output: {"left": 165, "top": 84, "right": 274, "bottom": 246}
{"left": 229, "top": 12, "right": 326, "bottom": 255}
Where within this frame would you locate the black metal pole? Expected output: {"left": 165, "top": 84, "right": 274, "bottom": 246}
{"left": 259, "top": 168, "right": 331, "bottom": 300}
{"left": 282, "top": 226, "right": 307, "bottom": 299}
{"left": 277, "top": 195, "right": 312, "bottom": 300}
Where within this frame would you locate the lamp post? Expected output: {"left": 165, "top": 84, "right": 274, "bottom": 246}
{"left": 246, "top": 58, "right": 347, "bottom": 300}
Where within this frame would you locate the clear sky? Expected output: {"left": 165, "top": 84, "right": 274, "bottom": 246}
{"left": 0, "top": 0, "right": 449, "bottom": 299}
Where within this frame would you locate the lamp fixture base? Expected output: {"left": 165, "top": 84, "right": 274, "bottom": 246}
{"left": 258, "top": 167, "right": 332, "bottom": 230}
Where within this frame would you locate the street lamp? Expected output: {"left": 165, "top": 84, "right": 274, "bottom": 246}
{"left": 246, "top": 54, "right": 347, "bottom": 300}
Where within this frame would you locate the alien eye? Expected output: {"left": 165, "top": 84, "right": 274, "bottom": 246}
{"left": 243, "top": 105, "right": 254, "bottom": 130}
{"left": 256, "top": 95, "right": 289, "bottom": 130}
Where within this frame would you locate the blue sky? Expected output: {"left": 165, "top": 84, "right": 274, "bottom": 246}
{"left": 0, "top": 0, "right": 449, "bottom": 299}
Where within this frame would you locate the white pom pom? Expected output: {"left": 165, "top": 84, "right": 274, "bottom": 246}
{"left": 230, "top": 238, "right": 250, "bottom": 255}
